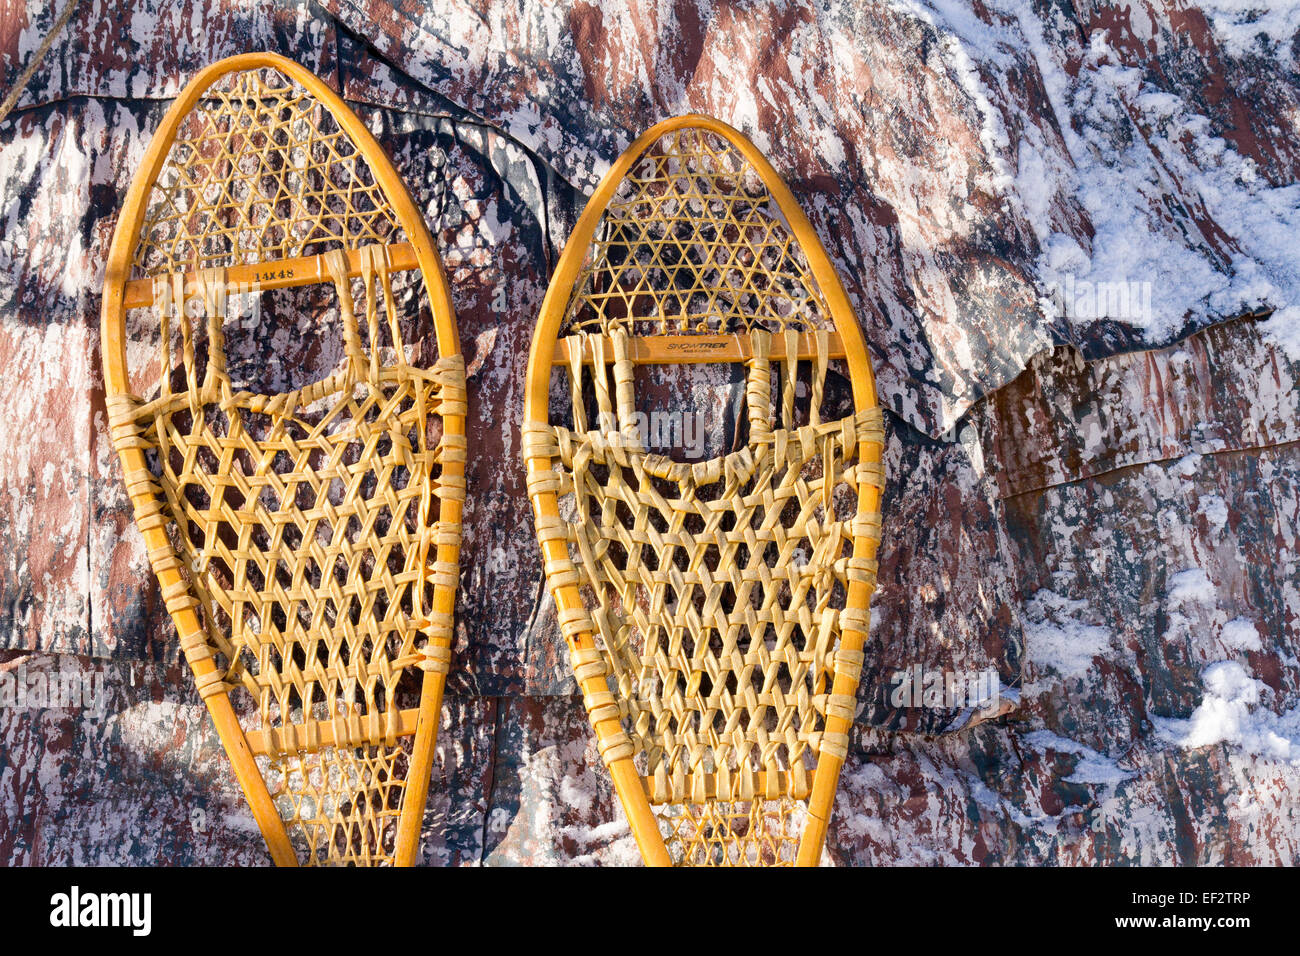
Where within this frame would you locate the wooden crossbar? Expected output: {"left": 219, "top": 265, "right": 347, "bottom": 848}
{"left": 552, "top": 330, "right": 846, "bottom": 366}
{"left": 122, "top": 241, "right": 420, "bottom": 308}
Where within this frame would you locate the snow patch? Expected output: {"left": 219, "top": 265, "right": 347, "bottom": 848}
{"left": 1221, "top": 617, "right": 1263, "bottom": 653}
{"left": 1157, "top": 661, "right": 1300, "bottom": 763}
{"left": 1066, "top": 751, "right": 1134, "bottom": 787}
{"left": 1198, "top": 493, "right": 1229, "bottom": 535}
{"left": 1023, "top": 589, "right": 1112, "bottom": 679}
{"left": 1262, "top": 305, "right": 1300, "bottom": 363}
{"left": 981, "top": 1, "right": 1300, "bottom": 342}
{"left": 1197, "top": 1, "right": 1300, "bottom": 60}
{"left": 1023, "top": 729, "right": 1132, "bottom": 786}
{"left": 1167, "top": 567, "right": 1216, "bottom": 606}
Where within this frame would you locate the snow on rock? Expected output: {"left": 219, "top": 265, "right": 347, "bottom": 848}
{"left": 1221, "top": 618, "right": 1264, "bottom": 653}
{"left": 1023, "top": 589, "right": 1113, "bottom": 681}
{"left": 1262, "top": 306, "right": 1300, "bottom": 363}
{"left": 1199, "top": 493, "right": 1230, "bottom": 535}
{"left": 1158, "top": 661, "right": 1300, "bottom": 764}
{"left": 1168, "top": 567, "right": 1217, "bottom": 607}
{"left": 1196, "top": 1, "right": 1300, "bottom": 58}
{"left": 1023, "top": 729, "right": 1133, "bottom": 787}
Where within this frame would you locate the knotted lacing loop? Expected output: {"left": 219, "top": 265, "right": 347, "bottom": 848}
{"left": 575, "top": 638, "right": 635, "bottom": 767}
{"left": 819, "top": 728, "right": 851, "bottom": 762}
{"left": 851, "top": 511, "right": 884, "bottom": 548}
{"left": 588, "top": 332, "right": 613, "bottom": 433}
{"left": 153, "top": 272, "right": 200, "bottom": 413}
{"left": 839, "top": 605, "right": 872, "bottom": 635}
{"left": 557, "top": 604, "right": 596, "bottom": 643}
{"left": 359, "top": 244, "right": 405, "bottom": 370}
{"left": 428, "top": 559, "right": 460, "bottom": 591}
{"left": 533, "top": 516, "right": 583, "bottom": 589}
{"left": 521, "top": 420, "right": 563, "bottom": 496}
{"left": 744, "top": 327, "right": 834, "bottom": 442}
{"left": 810, "top": 328, "right": 829, "bottom": 428}
{"left": 571, "top": 645, "right": 625, "bottom": 724}
{"left": 542, "top": 553, "right": 581, "bottom": 589}
{"left": 856, "top": 404, "right": 886, "bottom": 447}
{"left": 597, "top": 731, "right": 635, "bottom": 766}
{"left": 152, "top": 268, "right": 234, "bottom": 405}
{"left": 798, "top": 329, "right": 835, "bottom": 509}
{"left": 609, "top": 328, "right": 641, "bottom": 446}
{"left": 434, "top": 353, "right": 468, "bottom": 419}
{"left": 193, "top": 267, "right": 231, "bottom": 400}
{"left": 745, "top": 328, "right": 773, "bottom": 444}
{"left": 533, "top": 513, "right": 570, "bottom": 545}
{"left": 779, "top": 328, "right": 799, "bottom": 431}
{"left": 521, "top": 418, "right": 558, "bottom": 461}
{"left": 104, "top": 392, "right": 149, "bottom": 452}
{"left": 323, "top": 248, "right": 376, "bottom": 386}
{"left": 151, "top": 275, "right": 175, "bottom": 401}
{"left": 833, "top": 644, "right": 865, "bottom": 683}
{"left": 562, "top": 330, "right": 647, "bottom": 455}
{"left": 570, "top": 330, "right": 622, "bottom": 437}
{"left": 565, "top": 333, "right": 588, "bottom": 434}
{"left": 560, "top": 333, "right": 604, "bottom": 523}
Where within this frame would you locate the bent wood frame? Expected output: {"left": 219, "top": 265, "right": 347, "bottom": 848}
{"left": 100, "top": 52, "right": 464, "bottom": 866}
{"left": 523, "top": 114, "right": 883, "bottom": 866}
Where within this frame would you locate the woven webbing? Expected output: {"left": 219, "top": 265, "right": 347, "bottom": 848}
{"left": 664, "top": 798, "right": 808, "bottom": 867}
{"left": 106, "top": 64, "right": 464, "bottom": 865}
{"left": 133, "top": 66, "right": 402, "bottom": 276}
{"left": 266, "top": 743, "right": 412, "bottom": 866}
{"left": 565, "top": 126, "right": 829, "bottom": 337}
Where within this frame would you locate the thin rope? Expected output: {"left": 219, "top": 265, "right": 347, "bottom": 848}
{"left": 0, "top": 0, "right": 80, "bottom": 126}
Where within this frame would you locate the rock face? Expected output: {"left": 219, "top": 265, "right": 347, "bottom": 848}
{"left": 1, "top": 1, "right": 1298, "bottom": 864}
